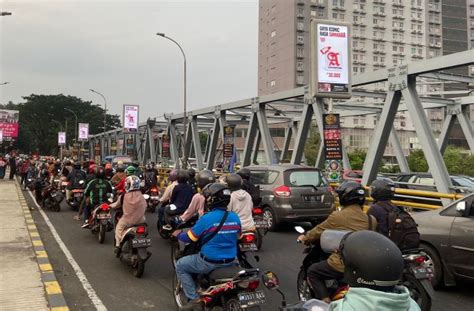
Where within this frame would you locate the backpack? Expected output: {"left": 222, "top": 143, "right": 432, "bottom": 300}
{"left": 380, "top": 201, "right": 420, "bottom": 250}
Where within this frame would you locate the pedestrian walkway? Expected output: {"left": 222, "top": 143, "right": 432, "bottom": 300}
{"left": 0, "top": 180, "right": 52, "bottom": 310}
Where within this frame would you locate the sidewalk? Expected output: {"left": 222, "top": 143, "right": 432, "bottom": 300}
{"left": 0, "top": 178, "right": 68, "bottom": 310}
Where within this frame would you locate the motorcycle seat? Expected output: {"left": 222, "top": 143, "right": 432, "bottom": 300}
{"left": 208, "top": 265, "right": 243, "bottom": 282}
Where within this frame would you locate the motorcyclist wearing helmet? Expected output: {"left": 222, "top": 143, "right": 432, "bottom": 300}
{"left": 111, "top": 163, "right": 127, "bottom": 186}
{"left": 65, "top": 161, "right": 87, "bottom": 202}
{"left": 159, "top": 170, "right": 193, "bottom": 229}
{"left": 114, "top": 165, "right": 137, "bottom": 194}
{"left": 175, "top": 183, "right": 241, "bottom": 307}
{"left": 328, "top": 230, "right": 420, "bottom": 311}
{"left": 297, "top": 181, "right": 377, "bottom": 303}
{"left": 178, "top": 169, "right": 216, "bottom": 224}
{"left": 76, "top": 166, "right": 113, "bottom": 228}
{"left": 237, "top": 168, "right": 262, "bottom": 207}
{"left": 159, "top": 169, "right": 178, "bottom": 205}
{"left": 226, "top": 173, "right": 255, "bottom": 232}
{"left": 143, "top": 162, "right": 158, "bottom": 192}
{"left": 34, "top": 168, "right": 50, "bottom": 204}
{"left": 110, "top": 175, "right": 147, "bottom": 253}
{"left": 187, "top": 168, "right": 198, "bottom": 194}
{"left": 367, "top": 178, "right": 398, "bottom": 237}
{"left": 104, "top": 162, "right": 114, "bottom": 180}
{"left": 85, "top": 164, "right": 97, "bottom": 185}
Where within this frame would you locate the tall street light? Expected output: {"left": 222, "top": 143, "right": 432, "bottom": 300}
{"left": 64, "top": 108, "right": 78, "bottom": 142}
{"left": 89, "top": 89, "right": 107, "bottom": 136}
{"left": 156, "top": 32, "right": 187, "bottom": 167}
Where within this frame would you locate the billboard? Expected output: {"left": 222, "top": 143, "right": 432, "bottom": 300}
{"left": 223, "top": 125, "right": 235, "bottom": 159}
{"left": 311, "top": 20, "right": 351, "bottom": 98}
{"left": 78, "top": 123, "right": 89, "bottom": 141}
{"left": 123, "top": 105, "right": 139, "bottom": 133}
{"left": 58, "top": 132, "right": 66, "bottom": 145}
{"left": 323, "top": 113, "right": 343, "bottom": 182}
{"left": 0, "top": 109, "right": 19, "bottom": 138}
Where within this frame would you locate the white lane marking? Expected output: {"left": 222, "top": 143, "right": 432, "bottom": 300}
{"left": 26, "top": 190, "right": 107, "bottom": 311}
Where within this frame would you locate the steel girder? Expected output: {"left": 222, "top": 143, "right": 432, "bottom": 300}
{"left": 438, "top": 103, "right": 474, "bottom": 154}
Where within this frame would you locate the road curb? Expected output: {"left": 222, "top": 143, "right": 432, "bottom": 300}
{"left": 15, "top": 182, "right": 70, "bottom": 311}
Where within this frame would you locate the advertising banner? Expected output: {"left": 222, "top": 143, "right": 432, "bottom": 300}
{"left": 123, "top": 105, "right": 139, "bottom": 133}
{"left": 110, "top": 139, "right": 117, "bottom": 155}
{"left": 223, "top": 125, "right": 235, "bottom": 159}
{"left": 0, "top": 109, "right": 19, "bottom": 138}
{"left": 78, "top": 123, "right": 89, "bottom": 141}
{"left": 126, "top": 138, "right": 134, "bottom": 157}
{"left": 323, "top": 113, "right": 343, "bottom": 182}
{"left": 58, "top": 132, "right": 66, "bottom": 145}
{"left": 162, "top": 134, "right": 170, "bottom": 158}
{"left": 0, "top": 129, "right": 3, "bottom": 143}
{"left": 311, "top": 21, "right": 351, "bottom": 98}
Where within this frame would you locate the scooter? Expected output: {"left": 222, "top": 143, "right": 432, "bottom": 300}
{"left": 41, "top": 184, "right": 63, "bottom": 212}
{"left": 67, "top": 180, "right": 86, "bottom": 211}
{"left": 143, "top": 186, "right": 160, "bottom": 213}
{"left": 252, "top": 207, "right": 269, "bottom": 250}
{"left": 88, "top": 203, "right": 114, "bottom": 244}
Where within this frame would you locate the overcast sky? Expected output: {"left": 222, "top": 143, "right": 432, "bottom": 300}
{"left": 0, "top": 0, "right": 258, "bottom": 123}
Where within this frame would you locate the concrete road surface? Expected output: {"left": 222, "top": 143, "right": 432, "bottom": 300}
{"left": 24, "top": 192, "right": 474, "bottom": 311}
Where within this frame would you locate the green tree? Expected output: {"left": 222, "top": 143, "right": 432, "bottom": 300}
{"left": 406, "top": 147, "right": 474, "bottom": 176}
{"left": 407, "top": 149, "right": 429, "bottom": 172}
{"left": 1, "top": 94, "right": 121, "bottom": 154}
{"left": 348, "top": 149, "right": 367, "bottom": 170}
{"left": 304, "top": 122, "right": 321, "bottom": 167}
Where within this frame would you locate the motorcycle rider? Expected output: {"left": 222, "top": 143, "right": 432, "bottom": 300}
{"left": 188, "top": 168, "right": 198, "bottom": 194}
{"left": 328, "top": 230, "right": 420, "bottom": 311}
{"left": 19, "top": 158, "right": 30, "bottom": 188}
{"left": 297, "top": 181, "right": 377, "bottom": 303}
{"left": 34, "top": 168, "right": 50, "bottom": 204}
{"left": 132, "top": 160, "right": 143, "bottom": 179}
{"left": 115, "top": 166, "right": 137, "bottom": 194}
{"left": 111, "top": 163, "right": 127, "bottom": 186}
{"left": 104, "top": 162, "right": 114, "bottom": 180}
{"left": 367, "top": 178, "right": 397, "bottom": 237}
{"left": 85, "top": 164, "right": 97, "bottom": 185}
{"left": 159, "top": 169, "right": 178, "bottom": 205}
{"left": 226, "top": 173, "right": 255, "bottom": 232}
{"left": 76, "top": 166, "right": 113, "bottom": 228}
{"left": 237, "top": 168, "right": 261, "bottom": 207}
{"left": 26, "top": 160, "right": 39, "bottom": 190}
{"left": 160, "top": 170, "right": 193, "bottom": 229}
{"left": 178, "top": 169, "right": 216, "bottom": 224}
{"left": 143, "top": 163, "right": 158, "bottom": 192}
{"left": 175, "top": 183, "right": 241, "bottom": 308}
{"left": 66, "top": 161, "right": 87, "bottom": 202}
{"left": 110, "top": 175, "right": 147, "bottom": 254}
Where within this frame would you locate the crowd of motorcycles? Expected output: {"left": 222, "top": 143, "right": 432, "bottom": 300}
{"left": 23, "top": 160, "right": 434, "bottom": 311}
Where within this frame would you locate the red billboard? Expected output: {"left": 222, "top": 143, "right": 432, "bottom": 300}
{"left": 0, "top": 109, "right": 19, "bottom": 138}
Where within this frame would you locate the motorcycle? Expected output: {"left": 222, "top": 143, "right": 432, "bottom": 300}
{"left": 157, "top": 204, "right": 181, "bottom": 240}
{"left": 173, "top": 265, "right": 265, "bottom": 310}
{"left": 41, "top": 184, "right": 63, "bottom": 212}
{"left": 88, "top": 203, "right": 114, "bottom": 243}
{"left": 115, "top": 222, "right": 152, "bottom": 278}
{"left": 67, "top": 180, "right": 86, "bottom": 211}
{"left": 144, "top": 186, "right": 160, "bottom": 213}
{"left": 401, "top": 249, "right": 434, "bottom": 311}
{"left": 252, "top": 207, "right": 269, "bottom": 250}
{"left": 26, "top": 177, "right": 36, "bottom": 191}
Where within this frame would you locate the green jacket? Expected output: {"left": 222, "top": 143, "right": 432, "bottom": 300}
{"left": 329, "top": 286, "right": 420, "bottom": 311}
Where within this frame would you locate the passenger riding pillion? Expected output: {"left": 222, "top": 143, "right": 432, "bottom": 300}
{"left": 175, "top": 183, "right": 241, "bottom": 308}
{"left": 159, "top": 169, "right": 193, "bottom": 229}
{"left": 226, "top": 173, "right": 255, "bottom": 232}
{"left": 297, "top": 181, "right": 377, "bottom": 303}
{"left": 236, "top": 168, "right": 261, "bottom": 206}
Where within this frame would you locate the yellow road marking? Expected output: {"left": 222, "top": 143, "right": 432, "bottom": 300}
{"left": 36, "top": 250, "right": 48, "bottom": 258}
{"left": 39, "top": 264, "right": 52, "bottom": 271}
{"left": 44, "top": 281, "right": 62, "bottom": 295}
{"left": 32, "top": 240, "right": 43, "bottom": 246}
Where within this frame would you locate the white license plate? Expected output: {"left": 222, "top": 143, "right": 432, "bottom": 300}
{"left": 239, "top": 243, "right": 258, "bottom": 252}
{"left": 238, "top": 290, "right": 266, "bottom": 308}
{"left": 255, "top": 219, "right": 269, "bottom": 228}
{"left": 150, "top": 196, "right": 159, "bottom": 200}
{"left": 97, "top": 213, "right": 111, "bottom": 219}
{"left": 74, "top": 193, "right": 83, "bottom": 197}
{"left": 61, "top": 182, "right": 68, "bottom": 186}
{"left": 132, "top": 237, "right": 152, "bottom": 247}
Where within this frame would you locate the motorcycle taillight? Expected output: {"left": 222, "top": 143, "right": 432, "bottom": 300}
{"left": 100, "top": 203, "right": 110, "bottom": 211}
{"left": 247, "top": 279, "right": 260, "bottom": 290}
{"left": 136, "top": 226, "right": 146, "bottom": 234}
{"left": 415, "top": 256, "right": 426, "bottom": 264}
{"left": 252, "top": 208, "right": 262, "bottom": 215}
{"left": 242, "top": 233, "right": 255, "bottom": 243}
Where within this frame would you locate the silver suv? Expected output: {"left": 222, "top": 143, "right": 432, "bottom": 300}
{"left": 247, "top": 165, "right": 335, "bottom": 231}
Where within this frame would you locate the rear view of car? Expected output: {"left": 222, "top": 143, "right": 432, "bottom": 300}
{"left": 248, "top": 165, "right": 334, "bottom": 231}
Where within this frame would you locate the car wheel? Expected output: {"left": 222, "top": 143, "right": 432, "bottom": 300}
{"left": 420, "top": 243, "right": 443, "bottom": 288}
{"left": 262, "top": 206, "right": 279, "bottom": 232}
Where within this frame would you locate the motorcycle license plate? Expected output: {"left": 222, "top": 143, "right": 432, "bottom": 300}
{"left": 97, "top": 213, "right": 111, "bottom": 219}
{"left": 74, "top": 193, "right": 83, "bottom": 198}
{"left": 238, "top": 290, "right": 266, "bottom": 308}
{"left": 411, "top": 266, "right": 430, "bottom": 279}
{"left": 239, "top": 243, "right": 258, "bottom": 252}
{"left": 150, "top": 196, "right": 159, "bottom": 200}
{"left": 132, "top": 237, "right": 152, "bottom": 248}
{"left": 61, "top": 182, "right": 68, "bottom": 186}
{"left": 254, "top": 217, "right": 269, "bottom": 229}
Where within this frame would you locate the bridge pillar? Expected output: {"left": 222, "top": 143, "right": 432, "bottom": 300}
{"left": 205, "top": 109, "right": 225, "bottom": 169}
{"left": 242, "top": 109, "right": 258, "bottom": 167}
{"left": 439, "top": 104, "right": 474, "bottom": 154}
{"left": 255, "top": 98, "right": 277, "bottom": 165}
{"left": 389, "top": 126, "right": 410, "bottom": 173}
{"left": 167, "top": 118, "right": 180, "bottom": 164}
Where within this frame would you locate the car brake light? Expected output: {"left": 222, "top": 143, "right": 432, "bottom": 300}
{"left": 100, "top": 203, "right": 110, "bottom": 211}
{"left": 253, "top": 208, "right": 262, "bottom": 215}
{"left": 247, "top": 279, "right": 260, "bottom": 290}
{"left": 273, "top": 185, "right": 291, "bottom": 197}
{"left": 242, "top": 233, "right": 255, "bottom": 243}
{"left": 136, "top": 226, "right": 146, "bottom": 234}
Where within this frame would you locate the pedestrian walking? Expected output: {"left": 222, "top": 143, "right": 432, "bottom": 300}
{"left": 0, "top": 155, "right": 6, "bottom": 179}
{"left": 8, "top": 153, "right": 17, "bottom": 180}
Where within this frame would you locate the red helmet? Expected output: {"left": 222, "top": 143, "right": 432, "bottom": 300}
{"left": 88, "top": 164, "right": 97, "bottom": 174}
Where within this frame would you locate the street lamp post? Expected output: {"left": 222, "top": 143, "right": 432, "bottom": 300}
{"left": 89, "top": 89, "right": 107, "bottom": 136}
{"left": 156, "top": 32, "right": 187, "bottom": 168}
{"left": 64, "top": 108, "right": 78, "bottom": 142}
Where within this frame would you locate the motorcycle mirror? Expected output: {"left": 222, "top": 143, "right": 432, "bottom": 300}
{"left": 143, "top": 194, "right": 150, "bottom": 200}
{"left": 262, "top": 271, "right": 280, "bottom": 290}
{"left": 295, "top": 226, "right": 305, "bottom": 234}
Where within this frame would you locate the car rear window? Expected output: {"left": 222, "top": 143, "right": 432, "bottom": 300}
{"left": 113, "top": 156, "right": 132, "bottom": 164}
{"left": 250, "top": 170, "right": 279, "bottom": 185}
{"left": 288, "top": 170, "right": 327, "bottom": 187}
{"left": 452, "top": 177, "right": 474, "bottom": 188}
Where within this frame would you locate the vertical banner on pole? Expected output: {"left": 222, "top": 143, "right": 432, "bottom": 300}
{"left": 123, "top": 105, "right": 139, "bottom": 133}
{"left": 126, "top": 137, "right": 134, "bottom": 157}
{"left": 223, "top": 125, "right": 235, "bottom": 172}
{"left": 323, "top": 114, "right": 343, "bottom": 182}
{"left": 58, "top": 132, "right": 66, "bottom": 145}
{"left": 110, "top": 138, "right": 117, "bottom": 155}
{"left": 0, "top": 129, "right": 3, "bottom": 143}
{"left": 161, "top": 133, "right": 171, "bottom": 168}
{"left": 78, "top": 123, "right": 89, "bottom": 141}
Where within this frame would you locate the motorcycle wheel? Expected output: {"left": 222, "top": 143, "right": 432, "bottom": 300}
{"left": 52, "top": 201, "right": 61, "bottom": 212}
{"left": 255, "top": 229, "right": 263, "bottom": 251}
{"left": 402, "top": 273, "right": 431, "bottom": 311}
{"left": 296, "top": 269, "right": 313, "bottom": 302}
{"left": 158, "top": 226, "right": 170, "bottom": 240}
{"left": 172, "top": 274, "right": 189, "bottom": 309}
{"left": 171, "top": 241, "right": 180, "bottom": 269}
{"left": 98, "top": 224, "right": 106, "bottom": 244}
{"left": 133, "top": 258, "right": 145, "bottom": 278}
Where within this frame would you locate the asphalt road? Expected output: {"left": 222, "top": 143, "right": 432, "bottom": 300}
{"left": 25, "top": 192, "right": 474, "bottom": 311}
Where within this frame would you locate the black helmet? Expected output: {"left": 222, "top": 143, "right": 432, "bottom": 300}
{"left": 236, "top": 168, "right": 251, "bottom": 180}
{"left": 73, "top": 161, "right": 81, "bottom": 169}
{"left": 95, "top": 166, "right": 106, "bottom": 179}
{"left": 116, "top": 164, "right": 125, "bottom": 172}
{"left": 202, "top": 183, "right": 231, "bottom": 210}
{"left": 197, "top": 169, "right": 215, "bottom": 190}
{"left": 177, "top": 169, "right": 189, "bottom": 184}
{"left": 336, "top": 181, "right": 366, "bottom": 206}
{"left": 341, "top": 230, "right": 403, "bottom": 291}
{"left": 65, "top": 160, "right": 72, "bottom": 166}
{"left": 187, "top": 168, "right": 196, "bottom": 179}
{"left": 40, "top": 169, "right": 48, "bottom": 177}
{"left": 371, "top": 178, "right": 396, "bottom": 201}
{"left": 145, "top": 163, "right": 153, "bottom": 171}
{"left": 132, "top": 160, "right": 139, "bottom": 168}
{"left": 226, "top": 173, "right": 242, "bottom": 191}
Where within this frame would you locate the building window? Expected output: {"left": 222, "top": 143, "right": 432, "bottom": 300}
{"left": 270, "top": 80, "right": 276, "bottom": 87}
{"left": 311, "top": 10, "right": 317, "bottom": 17}
{"left": 297, "top": 22, "right": 304, "bottom": 31}
{"left": 297, "top": 61, "right": 304, "bottom": 71}
{"left": 296, "top": 75, "right": 304, "bottom": 85}
{"left": 297, "top": 35, "right": 304, "bottom": 44}
{"left": 271, "top": 30, "right": 276, "bottom": 37}
{"left": 297, "top": 47, "right": 304, "bottom": 58}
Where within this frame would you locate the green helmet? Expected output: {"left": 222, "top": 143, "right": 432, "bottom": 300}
{"left": 125, "top": 165, "right": 137, "bottom": 176}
